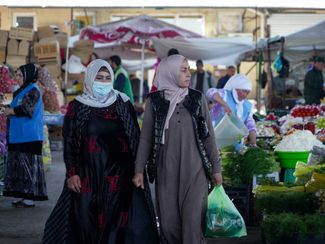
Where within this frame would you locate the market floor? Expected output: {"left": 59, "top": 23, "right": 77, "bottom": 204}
{"left": 0, "top": 151, "right": 262, "bottom": 244}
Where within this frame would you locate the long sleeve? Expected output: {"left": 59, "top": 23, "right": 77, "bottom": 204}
{"left": 201, "top": 96, "right": 222, "bottom": 173}
{"left": 62, "top": 101, "right": 78, "bottom": 178}
{"left": 134, "top": 98, "right": 154, "bottom": 173}
{"left": 206, "top": 88, "right": 225, "bottom": 102}
{"left": 13, "top": 88, "right": 40, "bottom": 118}
{"left": 244, "top": 110, "right": 257, "bottom": 132}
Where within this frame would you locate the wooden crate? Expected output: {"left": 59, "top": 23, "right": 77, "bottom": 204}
{"left": 34, "top": 41, "right": 60, "bottom": 59}
{"left": 9, "top": 27, "right": 34, "bottom": 41}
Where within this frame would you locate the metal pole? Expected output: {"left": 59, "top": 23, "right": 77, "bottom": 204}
{"left": 139, "top": 40, "right": 145, "bottom": 104}
{"left": 257, "top": 51, "right": 263, "bottom": 113}
{"left": 64, "top": 8, "right": 73, "bottom": 104}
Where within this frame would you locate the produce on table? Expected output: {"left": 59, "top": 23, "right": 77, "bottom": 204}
{"left": 222, "top": 147, "right": 279, "bottom": 187}
{"left": 255, "top": 192, "right": 319, "bottom": 214}
{"left": 265, "top": 112, "right": 278, "bottom": 121}
{"left": 0, "top": 65, "right": 15, "bottom": 93}
{"left": 38, "top": 67, "right": 60, "bottom": 113}
{"left": 316, "top": 117, "right": 325, "bottom": 129}
{"left": 256, "top": 122, "right": 275, "bottom": 137}
{"left": 274, "top": 130, "right": 324, "bottom": 152}
{"left": 307, "top": 146, "right": 325, "bottom": 165}
{"left": 290, "top": 105, "right": 320, "bottom": 118}
{"left": 317, "top": 129, "right": 325, "bottom": 142}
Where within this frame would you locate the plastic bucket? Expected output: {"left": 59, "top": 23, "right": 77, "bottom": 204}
{"left": 214, "top": 114, "right": 249, "bottom": 149}
{"left": 276, "top": 151, "right": 310, "bottom": 169}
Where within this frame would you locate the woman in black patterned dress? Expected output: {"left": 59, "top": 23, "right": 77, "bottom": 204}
{"left": 42, "top": 59, "right": 156, "bottom": 244}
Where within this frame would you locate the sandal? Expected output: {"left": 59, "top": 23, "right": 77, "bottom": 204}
{"left": 12, "top": 200, "right": 23, "bottom": 206}
{"left": 14, "top": 201, "right": 35, "bottom": 208}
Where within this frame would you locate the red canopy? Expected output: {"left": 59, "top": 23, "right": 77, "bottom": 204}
{"left": 80, "top": 15, "right": 202, "bottom": 46}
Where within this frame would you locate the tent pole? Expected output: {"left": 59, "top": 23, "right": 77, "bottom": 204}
{"left": 64, "top": 8, "right": 73, "bottom": 104}
{"left": 257, "top": 51, "right": 263, "bottom": 113}
{"left": 139, "top": 40, "right": 145, "bottom": 104}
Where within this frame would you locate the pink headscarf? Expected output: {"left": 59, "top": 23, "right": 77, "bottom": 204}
{"left": 154, "top": 54, "right": 188, "bottom": 143}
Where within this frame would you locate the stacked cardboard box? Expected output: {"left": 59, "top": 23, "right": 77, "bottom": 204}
{"left": 34, "top": 40, "right": 62, "bottom": 88}
{"left": 5, "top": 27, "right": 34, "bottom": 69}
{"left": 71, "top": 40, "right": 94, "bottom": 65}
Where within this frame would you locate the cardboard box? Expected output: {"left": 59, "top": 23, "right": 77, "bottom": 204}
{"left": 37, "top": 26, "right": 54, "bottom": 40}
{"left": 55, "top": 32, "right": 68, "bottom": 48}
{"left": 41, "top": 61, "right": 62, "bottom": 79}
{"left": 9, "top": 27, "right": 34, "bottom": 41}
{"left": 68, "top": 72, "right": 85, "bottom": 84}
{"left": 71, "top": 49, "right": 92, "bottom": 65}
{"left": 0, "top": 47, "right": 6, "bottom": 63}
{"left": 7, "top": 39, "right": 19, "bottom": 55}
{"left": 0, "top": 30, "right": 9, "bottom": 47}
{"left": 6, "top": 55, "right": 27, "bottom": 68}
{"left": 73, "top": 40, "right": 94, "bottom": 50}
{"left": 18, "top": 40, "right": 30, "bottom": 56}
{"left": 34, "top": 41, "right": 60, "bottom": 59}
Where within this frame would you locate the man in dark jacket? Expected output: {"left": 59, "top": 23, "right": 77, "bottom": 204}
{"left": 304, "top": 57, "right": 325, "bottom": 105}
{"left": 108, "top": 55, "right": 134, "bottom": 103}
{"left": 216, "top": 65, "right": 236, "bottom": 88}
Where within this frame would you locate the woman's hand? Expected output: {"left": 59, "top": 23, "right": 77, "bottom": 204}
{"left": 67, "top": 175, "right": 81, "bottom": 193}
{"left": 4, "top": 107, "right": 14, "bottom": 116}
{"left": 223, "top": 104, "right": 232, "bottom": 115}
{"left": 212, "top": 172, "right": 223, "bottom": 186}
{"left": 132, "top": 173, "right": 144, "bottom": 189}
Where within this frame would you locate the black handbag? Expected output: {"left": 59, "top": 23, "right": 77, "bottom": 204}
{"left": 125, "top": 187, "right": 159, "bottom": 244}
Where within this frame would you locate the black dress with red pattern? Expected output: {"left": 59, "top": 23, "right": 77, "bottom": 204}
{"left": 66, "top": 100, "right": 135, "bottom": 243}
{"left": 43, "top": 98, "right": 144, "bottom": 244}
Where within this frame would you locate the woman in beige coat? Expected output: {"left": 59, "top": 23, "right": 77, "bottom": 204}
{"left": 133, "top": 55, "right": 222, "bottom": 244}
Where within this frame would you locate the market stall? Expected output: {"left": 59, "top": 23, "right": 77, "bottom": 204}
{"left": 215, "top": 102, "right": 325, "bottom": 231}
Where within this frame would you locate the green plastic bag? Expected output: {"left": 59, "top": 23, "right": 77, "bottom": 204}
{"left": 205, "top": 185, "right": 247, "bottom": 238}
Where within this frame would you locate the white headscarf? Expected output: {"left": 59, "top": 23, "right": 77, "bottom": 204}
{"left": 224, "top": 74, "right": 252, "bottom": 91}
{"left": 75, "top": 59, "right": 129, "bottom": 107}
{"left": 154, "top": 54, "right": 188, "bottom": 143}
{"left": 223, "top": 74, "right": 252, "bottom": 119}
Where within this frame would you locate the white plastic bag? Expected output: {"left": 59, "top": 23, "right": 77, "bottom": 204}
{"left": 214, "top": 114, "right": 249, "bottom": 149}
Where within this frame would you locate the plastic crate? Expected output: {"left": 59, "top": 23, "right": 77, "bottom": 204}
{"left": 9, "top": 27, "right": 34, "bottom": 41}
{"left": 224, "top": 184, "right": 252, "bottom": 224}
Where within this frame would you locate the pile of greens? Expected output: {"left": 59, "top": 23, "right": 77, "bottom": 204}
{"left": 262, "top": 213, "right": 325, "bottom": 244}
{"left": 222, "top": 147, "right": 280, "bottom": 187}
{"left": 255, "top": 192, "right": 319, "bottom": 215}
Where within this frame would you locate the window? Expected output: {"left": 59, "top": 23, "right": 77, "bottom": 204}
{"left": 13, "top": 13, "right": 36, "bottom": 30}
{"left": 73, "top": 12, "right": 95, "bottom": 35}
{"left": 218, "top": 12, "right": 243, "bottom": 34}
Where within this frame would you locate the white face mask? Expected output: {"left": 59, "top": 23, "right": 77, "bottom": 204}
{"left": 92, "top": 81, "right": 113, "bottom": 97}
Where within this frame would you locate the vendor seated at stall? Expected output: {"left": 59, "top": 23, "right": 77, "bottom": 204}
{"left": 206, "top": 74, "right": 257, "bottom": 149}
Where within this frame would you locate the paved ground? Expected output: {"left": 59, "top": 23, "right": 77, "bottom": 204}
{"left": 0, "top": 151, "right": 262, "bottom": 244}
